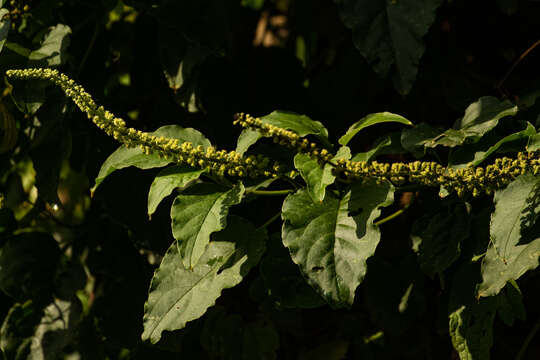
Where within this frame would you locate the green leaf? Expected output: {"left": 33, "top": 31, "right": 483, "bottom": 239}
{"left": 281, "top": 182, "right": 394, "bottom": 307}
{"left": 334, "top": 0, "right": 443, "bottom": 94}
{"left": 401, "top": 97, "right": 518, "bottom": 157}
{"left": 171, "top": 183, "right": 244, "bottom": 269}
{"left": 411, "top": 202, "right": 470, "bottom": 277}
{"left": 294, "top": 146, "right": 351, "bottom": 203}
{"left": 0, "top": 9, "right": 10, "bottom": 55}
{"left": 527, "top": 132, "right": 540, "bottom": 151}
{"left": 478, "top": 174, "right": 540, "bottom": 297}
{"left": 449, "top": 122, "right": 536, "bottom": 168}
{"left": 0, "top": 233, "right": 60, "bottom": 300}
{"left": 28, "top": 24, "right": 71, "bottom": 67}
{"left": 92, "top": 126, "right": 210, "bottom": 192}
{"left": 142, "top": 216, "right": 266, "bottom": 344}
{"left": 449, "top": 262, "right": 498, "bottom": 360}
{"left": 351, "top": 135, "right": 392, "bottom": 162}
{"left": 338, "top": 112, "right": 412, "bottom": 146}
{"left": 147, "top": 165, "right": 204, "bottom": 217}
{"left": 236, "top": 111, "right": 330, "bottom": 155}
{"left": 260, "top": 234, "right": 325, "bottom": 309}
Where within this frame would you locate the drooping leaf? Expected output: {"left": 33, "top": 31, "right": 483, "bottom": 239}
{"left": 449, "top": 122, "right": 536, "bottom": 168}
{"left": 147, "top": 165, "right": 204, "bottom": 217}
{"left": 334, "top": 0, "right": 443, "bottom": 94}
{"left": 527, "top": 132, "right": 540, "bottom": 151}
{"left": 351, "top": 135, "right": 392, "bottom": 162}
{"left": 338, "top": 112, "right": 412, "bottom": 146}
{"left": 28, "top": 24, "right": 71, "bottom": 67}
{"left": 294, "top": 146, "right": 350, "bottom": 203}
{"left": 142, "top": 216, "right": 266, "bottom": 343}
{"left": 260, "top": 234, "right": 325, "bottom": 309}
{"left": 478, "top": 174, "right": 540, "bottom": 297}
{"left": 93, "top": 126, "right": 210, "bottom": 192}
{"left": 281, "top": 182, "right": 394, "bottom": 308}
{"left": 411, "top": 202, "right": 470, "bottom": 277}
{"left": 0, "top": 233, "right": 60, "bottom": 301}
{"left": 171, "top": 183, "right": 244, "bottom": 269}
{"left": 0, "top": 9, "right": 10, "bottom": 55}
{"left": 236, "top": 111, "right": 330, "bottom": 155}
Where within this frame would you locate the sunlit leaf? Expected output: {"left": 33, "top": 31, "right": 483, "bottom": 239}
{"left": 93, "top": 126, "right": 210, "bottom": 192}
{"left": 171, "top": 183, "right": 244, "bottom": 269}
{"left": 282, "top": 182, "right": 393, "bottom": 307}
{"left": 339, "top": 112, "right": 412, "bottom": 146}
{"left": 142, "top": 216, "right": 266, "bottom": 343}
{"left": 478, "top": 174, "right": 540, "bottom": 297}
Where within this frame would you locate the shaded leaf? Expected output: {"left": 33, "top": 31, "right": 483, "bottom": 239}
{"left": 147, "top": 165, "right": 204, "bottom": 217}
{"left": 93, "top": 126, "right": 210, "bottom": 192}
{"left": 496, "top": 281, "right": 526, "bottom": 326}
{"left": 449, "top": 122, "right": 536, "bottom": 168}
{"left": 0, "top": 298, "right": 81, "bottom": 360}
{"left": 241, "top": 0, "right": 265, "bottom": 10}
{"left": 281, "top": 182, "right": 394, "bottom": 307}
{"left": 478, "top": 174, "right": 540, "bottom": 297}
{"left": 449, "top": 262, "right": 498, "bottom": 360}
{"left": 294, "top": 146, "right": 350, "bottom": 203}
{"left": 334, "top": 0, "right": 443, "bottom": 94}
{"left": 411, "top": 202, "right": 470, "bottom": 277}
{"left": 201, "top": 307, "right": 279, "bottom": 360}
{"left": 171, "top": 183, "right": 244, "bottom": 269}
{"left": 339, "top": 112, "right": 412, "bottom": 146}
{"left": 260, "top": 234, "right": 325, "bottom": 309}
{"left": 142, "top": 216, "right": 266, "bottom": 343}
{"left": 0, "top": 233, "right": 60, "bottom": 300}
{"left": 236, "top": 111, "right": 330, "bottom": 155}
{"left": 401, "top": 97, "right": 518, "bottom": 157}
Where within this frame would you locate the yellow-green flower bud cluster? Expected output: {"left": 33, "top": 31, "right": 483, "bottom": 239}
{"left": 6, "top": 68, "right": 280, "bottom": 178}
{"left": 335, "top": 150, "right": 540, "bottom": 196}
{"left": 233, "top": 113, "right": 333, "bottom": 164}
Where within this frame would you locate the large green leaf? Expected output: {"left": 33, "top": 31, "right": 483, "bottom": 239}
{"left": 411, "top": 202, "right": 470, "bottom": 277}
{"left": 93, "top": 126, "right": 210, "bottom": 192}
{"left": 401, "top": 97, "right": 518, "bottom": 157}
{"left": 142, "top": 216, "right": 266, "bottom": 344}
{"left": 338, "top": 112, "right": 412, "bottom": 146}
{"left": 294, "top": 146, "right": 350, "bottom": 203}
{"left": 334, "top": 0, "right": 443, "bottom": 94}
{"left": 281, "top": 182, "right": 394, "bottom": 307}
{"left": 478, "top": 174, "right": 540, "bottom": 297}
{"left": 449, "top": 122, "right": 536, "bottom": 168}
{"left": 28, "top": 24, "right": 71, "bottom": 67}
{"left": 171, "top": 183, "right": 244, "bottom": 269}
{"left": 147, "top": 165, "right": 204, "bottom": 217}
{"left": 236, "top": 111, "right": 330, "bottom": 155}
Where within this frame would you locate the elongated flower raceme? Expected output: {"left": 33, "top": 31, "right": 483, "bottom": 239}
{"left": 234, "top": 113, "right": 540, "bottom": 196}
{"left": 5, "top": 68, "right": 280, "bottom": 178}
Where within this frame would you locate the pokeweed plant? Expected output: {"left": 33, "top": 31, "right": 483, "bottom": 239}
{"left": 1, "top": 1, "right": 540, "bottom": 359}
{"left": 4, "top": 67, "right": 540, "bottom": 357}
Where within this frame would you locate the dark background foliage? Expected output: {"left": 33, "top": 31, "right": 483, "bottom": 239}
{"left": 1, "top": 0, "right": 540, "bottom": 359}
